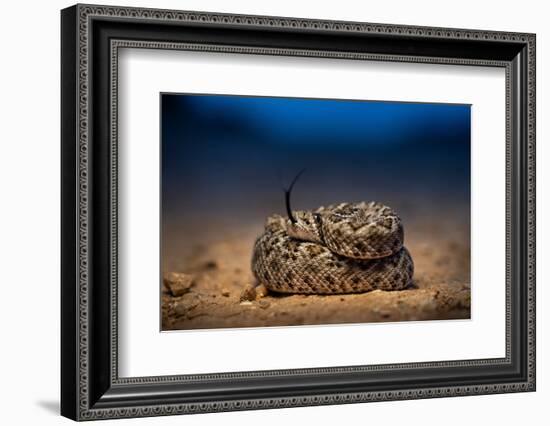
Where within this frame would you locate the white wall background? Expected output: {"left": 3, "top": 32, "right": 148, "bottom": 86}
{"left": 0, "top": 0, "right": 546, "bottom": 424}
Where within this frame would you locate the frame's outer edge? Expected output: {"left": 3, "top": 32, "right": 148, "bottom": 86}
{"left": 61, "top": 4, "right": 79, "bottom": 422}
{"left": 526, "top": 34, "right": 536, "bottom": 391}
{"left": 60, "top": 3, "right": 536, "bottom": 421}
{"left": 78, "top": 2, "right": 534, "bottom": 42}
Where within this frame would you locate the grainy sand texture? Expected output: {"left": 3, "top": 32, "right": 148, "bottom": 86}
{"left": 161, "top": 203, "right": 470, "bottom": 331}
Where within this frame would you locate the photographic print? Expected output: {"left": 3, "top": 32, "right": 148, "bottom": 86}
{"left": 161, "top": 93, "right": 471, "bottom": 331}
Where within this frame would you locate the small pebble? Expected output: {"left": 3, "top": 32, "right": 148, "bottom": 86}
{"left": 164, "top": 272, "right": 194, "bottom": 297}
{"left": 240, "top": 285, "right": 257, "bottom": 302}
{"left": 259, "top": 300, "right": 270, "bottom": 309}
{"left": 255, "top": 284, "right": 269, "bottom": 299}
{"left": 221, "top": 288, "right": 231, "bottom": 297}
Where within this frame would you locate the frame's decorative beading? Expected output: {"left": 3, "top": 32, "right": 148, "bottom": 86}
{"left": 62, "top": 3, "right": 536, "bottom": 421}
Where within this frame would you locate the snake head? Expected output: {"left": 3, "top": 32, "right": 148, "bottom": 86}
{"left": 285, "top": 211, "right": 324, "bottom": 244}
{"left": 283, "top": 169, "right": 323, "bottom": 243}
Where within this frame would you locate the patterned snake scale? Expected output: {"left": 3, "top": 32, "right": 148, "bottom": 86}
{"left": 252, "top": 202, "right": 414, "bottom": 294}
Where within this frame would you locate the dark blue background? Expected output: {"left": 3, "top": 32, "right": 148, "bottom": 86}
{"left": 161, "top": 94, "right": 470, "bottom": 225}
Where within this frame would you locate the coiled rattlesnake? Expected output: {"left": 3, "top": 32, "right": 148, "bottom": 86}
{"left": 251, "top": 200, "right": 414, "bottom": 294}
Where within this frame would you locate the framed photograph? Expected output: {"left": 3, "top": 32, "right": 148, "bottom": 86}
{"left": 61, "top": 4, "right": 536, "bottom": 421}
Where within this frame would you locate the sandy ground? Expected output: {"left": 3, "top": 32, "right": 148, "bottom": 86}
{"left": 161, "top": 206, "right": 470, "bottom": 330}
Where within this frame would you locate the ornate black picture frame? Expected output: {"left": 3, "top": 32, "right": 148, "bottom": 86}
{"left": 61, "top": 4, "right": 536, "bottom": 421}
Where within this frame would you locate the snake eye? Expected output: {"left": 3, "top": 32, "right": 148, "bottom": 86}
{"left": 313, "top": 213, "right": 323, "bottom": 226}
